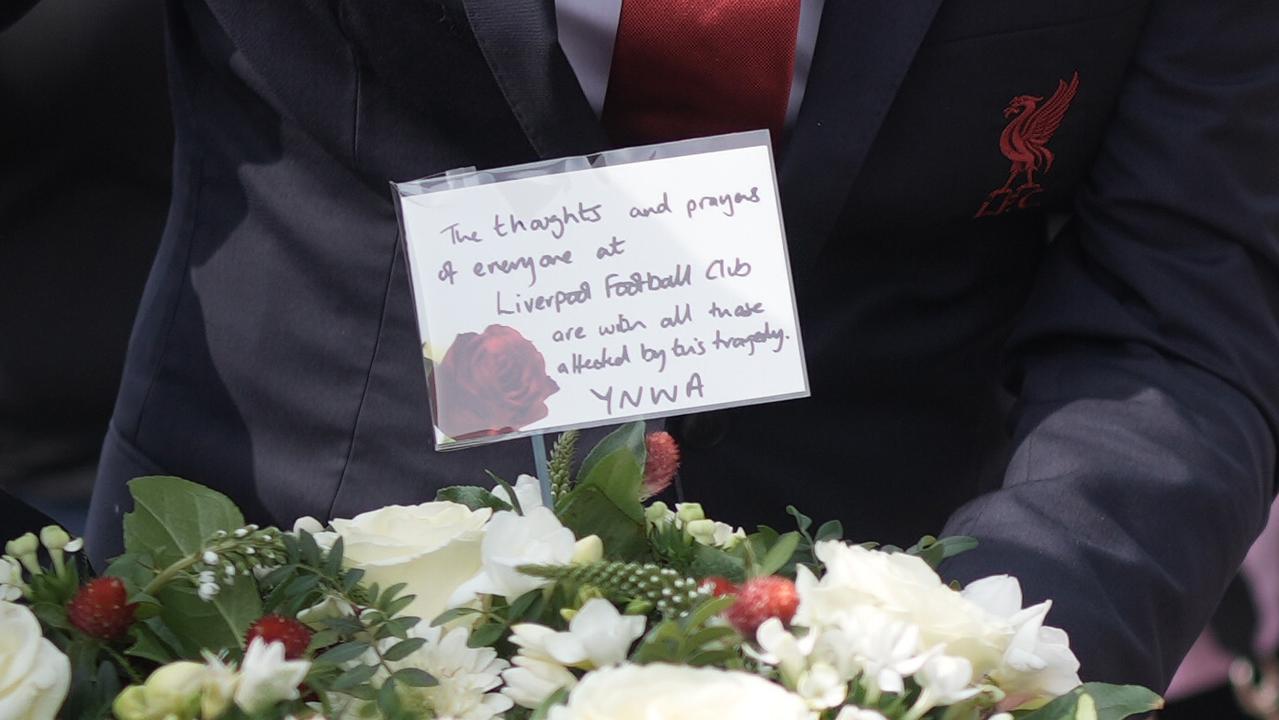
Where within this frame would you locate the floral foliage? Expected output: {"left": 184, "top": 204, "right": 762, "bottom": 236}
{"left": 0, "top": 423, "right": 1161, "bottom": 720}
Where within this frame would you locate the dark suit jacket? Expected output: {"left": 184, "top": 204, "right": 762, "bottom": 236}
{"left": 87, "top": 0, "right": 1279, "bottom": 691}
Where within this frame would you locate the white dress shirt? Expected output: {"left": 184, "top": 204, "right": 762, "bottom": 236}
{"left": 555, "top": 0, "right": 827, "bottom": 128}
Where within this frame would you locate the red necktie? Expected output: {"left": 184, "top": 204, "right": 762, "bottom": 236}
{"left": 601, "top": 0, "right": 802, "bottom": 147}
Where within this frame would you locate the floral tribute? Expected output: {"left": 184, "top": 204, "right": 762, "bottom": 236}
{"left": 0, "top": 424, "right": 1161, "bottom": 720}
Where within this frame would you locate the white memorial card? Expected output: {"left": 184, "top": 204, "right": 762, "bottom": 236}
{"left": 395, "top": 131, "right": 809, "bottom": 449}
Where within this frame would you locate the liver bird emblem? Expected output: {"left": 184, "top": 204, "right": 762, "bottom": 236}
{"left": 976, "top": 72, "right": 1080, "bottom": 216}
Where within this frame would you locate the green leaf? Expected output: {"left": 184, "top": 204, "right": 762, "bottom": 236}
{"left": 785, "top": 505, "right": 813, "bottom": 535}
{"left": 377, "top": 677, "right": 403, "bottom": 717}
{"left": 122, "top": 476, "right": 245, "bottom": 567}
{"left": 688, "top": 544, "right": 746, "bottom": 584}
{"left": 758, "top": 532, "right": 801, "bottom": 577}
{"left": 814, "top": 520, "right": 844, "bottom": 543}
{"left": 556, "top": 450, "right": 648, "bottom": 560}
{"left": 391, "top": 668, "right": 438, "bottom": 688}
{"left": 435, "top": 486, "right": 514, "bottom": 513}
{"left": 127, "top": 618, "right": 184, "bottom": 664}
{"left": 468, "top": 622, "right": 506, "bottom": 648}
{"left": 317, "top": 641, "right": 372, "bottom": 666}
{"left": 331, "top": 663, "right": 378, "bottom": 691}
{"left": 158, "top": 579, "right": 262, "bottom": 658}
{"left": 531, "top": 687, "right": 570, "bottom": 720}
{"left": 684, "top": 596, "right": 736, "bottom": 630}
{"left": 1017, "top": 683, "right": 1163, "bottom": 720}
{"left": 382, "top": 638, "right": 427, "bottom": 662}
{"left": 431, "top": 607, "right": 484, "bottom": 627}
{"left": 577, "top": 422, "right": 646, "bottom": 483}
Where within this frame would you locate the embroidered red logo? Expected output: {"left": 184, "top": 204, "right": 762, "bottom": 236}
{"left": 975, "top": 71, "right": 1080, "bottom": 218}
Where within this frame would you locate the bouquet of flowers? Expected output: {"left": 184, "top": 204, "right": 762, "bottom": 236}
{"left": 0, "top": 423, "right": 1161, "bottom": 720}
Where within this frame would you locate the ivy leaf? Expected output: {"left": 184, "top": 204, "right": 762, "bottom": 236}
{"left": 122, "top": 476, "right": 245, "bottom": 567}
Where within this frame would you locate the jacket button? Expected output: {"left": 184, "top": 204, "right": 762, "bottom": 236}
{"left": 670, "top": 411, "right": 730, "bottom": 450}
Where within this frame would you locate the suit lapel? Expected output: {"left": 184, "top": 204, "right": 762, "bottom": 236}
{"left": 461, "top": 0, "right": 610, "bottom": 159}
{"left": 781, "top": 0, "right": 944, "bottom": 274}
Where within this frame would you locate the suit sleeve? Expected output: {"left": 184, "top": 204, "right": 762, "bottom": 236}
{"left": 1, "top": 0, "right": 40, "bottom": 31}
{"left": 942, "top": 0, "right": 1279, "bottom": 690}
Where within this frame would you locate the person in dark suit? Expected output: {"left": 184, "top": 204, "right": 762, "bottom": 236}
{"left": 85, "top": 0, "right": 1279, "bottom": 693}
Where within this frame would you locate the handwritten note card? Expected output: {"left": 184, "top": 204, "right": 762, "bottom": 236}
{"left": 398, "top": 133, "right": 809, "bottom": 449}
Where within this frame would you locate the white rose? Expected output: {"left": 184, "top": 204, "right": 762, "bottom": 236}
{"left": 548, "top": 664, "right": 810, "bottom": 720}
{"left": 330, "top": 502, "right": 491, "bottom": 623}
{"left": 0, "top": 600, "right": 70, "bottom": 720}
{"left": 449, "top": 506, "right": 575, "bottom": 605}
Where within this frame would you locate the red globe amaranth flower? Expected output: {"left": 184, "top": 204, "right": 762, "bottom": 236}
{"left": 642, "top": 431, "right": 681, "bottom": 498}
{"left": 67, "top": 577, "right": 138, "bottom": 641}
{"left": 432, "top": 325, "right": 560, "bottom": 441}
{"left": 246, "top": 614, "right": 313, "bottom": 659}
{"left": 699, "top": 576, "right": 738, "bottom": 598}
{"left": 725, "top": 576, "right": 799, "bottom": 638}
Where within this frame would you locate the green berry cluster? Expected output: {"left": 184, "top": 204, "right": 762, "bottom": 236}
{"left": 521, "top": 561, "right": 710, "bottom": 616}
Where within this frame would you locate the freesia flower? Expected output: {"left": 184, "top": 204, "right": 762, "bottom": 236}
{"left": 449, "top": 506, "right": 575, "bottom": 605}
{"left": 234, "top": 638, "right": 311, "bottom": 714}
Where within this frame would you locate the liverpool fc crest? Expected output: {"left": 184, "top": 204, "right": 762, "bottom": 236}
{"left": 975, "top": 72, "right": 1080, "bottom": 218}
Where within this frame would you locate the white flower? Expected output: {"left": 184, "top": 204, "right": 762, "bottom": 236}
{"left": 493, "top": 475, "right": 547, "bottom": 512}
{"left": 501, "top": 599, "right": 644, "bottom": 708}
{"left": 797, "top": 542, "right": 1006, "bottom": 674}
{"left": 992, "top": 602, "right": 1081, "bottom": 701}
{"left": 235, "top": 638, "right": 311, "bottom": 714}
{"left": 291, "top": 517, "right": 339, "bottom": 552}
{"left": 794, "top": 663, "right": 847, "bottom": 709}
{"left": 296, "top": 596, "right": 355, "bottom": 629}
{"left": 548, "top": 663, "right": 810, "bottom": 720}
{"left": 199, "top": 654, "right": 239, "bottom": 720}
{"left": 540, "top": 599, "right": 645, "bottom": 669}
{"left": 330, "top": 502, "right": 490, "bottom": 623}
{"left": 0, "top": 600, "right": 70, "bottom": 720}
{"left": 822, "top": 606, "right": 929, "bottom": 695}
{"left": 382, "top": 624, "right": 511, "bottom": 720}
{"left": 570, "top": 535, "right": 603, "bottom": 565}
{"left": 912, "top": 653, "right": 982, "bottom": 713}
{"left": 501, "top": 655, "right": 578, "bottom": 709}
{"left": 684, "top": 519, "right": 746, "bottom": 549}
{"left": 751, "top": 618, "right": 815, "bottom": 683}
{"left": 0, "top": 557, "right": 25, "bottom": 602}
{"left": 449, "top": 506, "right": 575, "bottom": 605}
{"left": 834, "top": 708, "right": 889, "bottom": 720}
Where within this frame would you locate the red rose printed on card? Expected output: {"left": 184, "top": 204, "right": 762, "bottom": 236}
{"left": 432, "top": 324, "right": 560, "bottom": 441}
